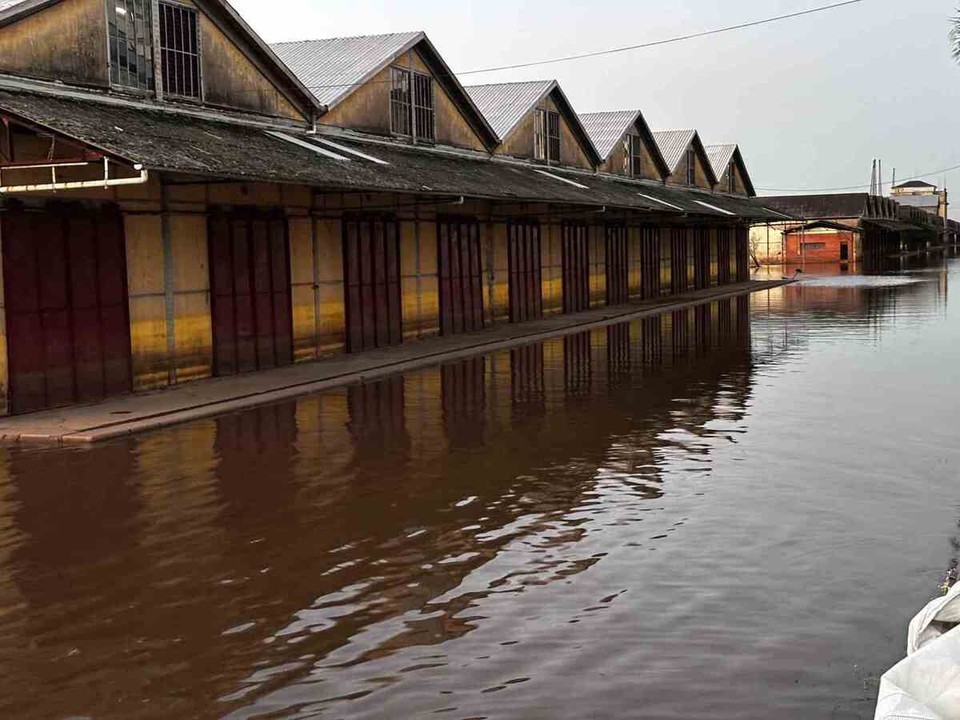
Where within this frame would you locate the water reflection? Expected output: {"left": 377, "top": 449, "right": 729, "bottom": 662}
{"left": 1, "top": 263, "right": 958, "bottom": 719}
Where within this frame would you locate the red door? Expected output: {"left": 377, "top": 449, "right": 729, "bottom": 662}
{"left": 562, "top": 221, "right": 590, "bottom": 314}
{"left": 671, "top": 228, "right": 689, "bottom": 295}
{"left": 438, "top": 216, "right": 484, "bottom": 336}
{"left": 3, "top": 203, "right": 131, "bottom": 415}
{"left": 717, "top": 229, "right": 732, "bottom": 285}
{"left": 693, "top": 228, "right": 710, "bottom": 290}
{"left": 605, "top": 224, "right": 628, "bottom": 306}
{"left": 508, "top": 220, "right": 542, "bottom": 323}
{"left": 640, "top": 226, "right": 661, "bottom": 299}
{"left": 343, "top": 216, "right": 402, "bottom": 352}
{"left": 209, "top": 210, "right": 293, "bottom": 376}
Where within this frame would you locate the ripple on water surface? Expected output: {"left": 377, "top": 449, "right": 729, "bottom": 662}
{"left": 0, "top": 261, "right": 960, "bottom": 719}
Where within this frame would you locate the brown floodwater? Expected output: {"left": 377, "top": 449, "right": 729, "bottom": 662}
{"left": 2, "top": 258, "right": 959, "bottom": 719}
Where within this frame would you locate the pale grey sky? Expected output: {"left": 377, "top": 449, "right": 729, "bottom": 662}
{"left": 233, "top": 0, "right": 960, "bottom": 212}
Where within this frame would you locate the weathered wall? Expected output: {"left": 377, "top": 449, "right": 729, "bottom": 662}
{"left": 668, "top": 145, "right": 713, "bottom": 190}
{"left": 320, "top": 49, "right": 486, "bottom": 152}
{"left": 784, "top": 228, "right": 857, "bottom": 264}
{"left": 602, "top": 129, "right": 664, "bottom": 181}
{"left": 199, "top": 14, "right": 304, "bottom": 121}
{"left": 497, "top": 95, "right": 593, "bottom": 170}
{"left": 0, "top": 0, "right": 108, "bottom": 87}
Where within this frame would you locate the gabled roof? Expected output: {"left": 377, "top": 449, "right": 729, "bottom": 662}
{"left": 463, "top": 80, "right": 555, "bottom": 140}
{"left": 580, "top": 109, "right": 671, "bottom": 179}
{"left": 652, "top": 129, "right": 718, "bottom": 186}
{"left": 0, "top": 0, "right": 322, "bottom": 117}
{"left": 706, "top": 143, "right": 756, "bottom": 197}
{"left": 705, "top": 144, "right": 736, "bottom": 177}
{"left": 893, "top": 179, "right": 937, "bottom": 189}
{"left": 272, "top": 32, "right": 421, "bottom": 109}
{"left": 463, "top": 80, "right": 601, "bottom": 166}
{"left": 273, "top": 31, "right": 498, "bottom": 151}
{"left": 761, "top": 194, "right": 869, "bottom": 220}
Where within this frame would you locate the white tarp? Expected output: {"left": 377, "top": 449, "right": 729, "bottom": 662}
{"left": 875, "top": 583, "right": 960, "bottom": 719}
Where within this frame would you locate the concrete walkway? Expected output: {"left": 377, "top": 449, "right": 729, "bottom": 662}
{"left": 0, "top": 280, "right": 790, "bottom": 445}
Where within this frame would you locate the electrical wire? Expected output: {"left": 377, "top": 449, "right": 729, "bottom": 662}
{"left": 458, "top": 0, "right": 864, "bottom": 76}
{"left": 758, "top": 162, "right": 960, "bottom": 194}
{"left": 300, "top": 0, "right": 866, "bottom": 91}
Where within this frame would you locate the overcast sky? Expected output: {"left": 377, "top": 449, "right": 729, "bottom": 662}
{"left": 233, "top": 0, "right": 960, "bottom": 213}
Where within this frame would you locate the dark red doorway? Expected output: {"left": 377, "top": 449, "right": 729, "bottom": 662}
{"left": 2, "top": 203, "right": 132, "bottom": 415}
{"left": 605, "top": 224, "right": 628, "bottom": 306}
{"left": 208, "top": 210, "right": 293, "bottom": 376}
{"left": 438, "top": 216, "right": 484, "bottom": 336}
{"left": 508, "top": 219, "right": 542, "bottom": 323}
{"left": 562, "top": 221, "right": 590, "bottom": 314}
{"left": 342, "top": 215, "right": 403, "bottom": 353}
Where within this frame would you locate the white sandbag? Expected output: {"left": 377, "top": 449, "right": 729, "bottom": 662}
{"left": 875, "top": 583, "right": 960, "bottom": 719}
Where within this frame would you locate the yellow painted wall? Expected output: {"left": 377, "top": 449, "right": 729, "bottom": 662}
{"left": 668, "top": 144, "right": 714, "bottom": 190}
{"left": 542, "top": 221, "right": 562, "bottom": 316}
{"left": 497, "top": 95, "right": 594, "bottom": 170}
{"left": 199, "top": 15, "right": 304, "bottom": 121}
{"left": 602, "top": 130, "right": 664, "bottom": 181}
{"left": 0, "top": 0, "right": 108, "bottom": 87}
{"left": 320, "top": 48, "right": 487, "bottom": 152}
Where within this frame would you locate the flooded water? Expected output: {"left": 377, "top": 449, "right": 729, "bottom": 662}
{"left": 2, "top": 259, "right": 960, "bottom": 719}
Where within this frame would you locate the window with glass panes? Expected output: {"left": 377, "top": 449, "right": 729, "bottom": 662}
{"left": 534, "top": 109, "right": 561, "bottom": 164}
{"left": 390, "top": 67, "right": 435, "bottom": 141}
{"left": 686, "top": 148, "right": 697, "bottom": 185}
{"left": 107, "top": 0, "right": 155, "bottom": 91}
{"left": 628, "top": 134, "right": 643, "bottom": 177}
{"left": 158, "top": 2, "right": 201, "bottom": 99}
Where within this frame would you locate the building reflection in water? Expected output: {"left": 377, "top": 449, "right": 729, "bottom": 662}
{"left": 0, "top": 296, "right": 764, "bottom": 720}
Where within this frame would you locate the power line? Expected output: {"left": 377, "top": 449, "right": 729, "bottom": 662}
{"left": 758, "top": 162, "right": 960, "bottom": 193}
{"left": 302, "top": 0, "right": 865, "bottom": 92}
{"left": 459, "top": 0, "right": 864, "bottom": 76}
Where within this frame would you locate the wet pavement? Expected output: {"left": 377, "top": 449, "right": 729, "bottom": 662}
{"left": 1, "top": 258, "right": 959, "bottom": 719}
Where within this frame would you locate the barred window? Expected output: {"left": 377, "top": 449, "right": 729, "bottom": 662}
{"left": 390, "top": 67, "right": 412, "bottom": 137}
{"left": 107, "top": 0, "right": 155, "bottom": 91}
{"left": 391, "top": 68, "right": 435, "bottom": 142}
{"left": 413, "top": 73, "right": 435, "bottom": 142}
{"left": 534, "top": 109, "right": 561, "bottom": 164}
{"left": 686, "top": 148, "right": 697, "bottom": 185}
{"left": 158, "top": 2, "right": 201, "bottom": 99}
{"left": 629, "top": 134, "right": 643, "bottom": 177}
{"left": 728, "top": 161, "right": 736, "bottom": 193}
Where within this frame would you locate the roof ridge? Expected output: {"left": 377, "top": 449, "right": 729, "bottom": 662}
{"left": 270, "top": 31, "right": 423, "bottom": 47}
{"left": 461, "top": 79, "right": 555, "bottom": 89}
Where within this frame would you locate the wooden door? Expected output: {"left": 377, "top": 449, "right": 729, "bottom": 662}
{"left": 209, "top": 211, "right": 293, "bottom": 376}
{"left": 3, "top": 203, "right": 131, "bottom": 415}
{"left": 693, "top": 228, "right": 710, "bottom": 290}
{"left": 508, "top": 220, "right": 542, "bottom": 323}
{"left": 562, "top": 221, "right": 590, "bottom": 313}
{"left": 343, "top": 216, "right": 403, "bottom": 352}
{"left": 718, "top": 229, "right": 732, "bottom": 285}
{"left": 605, "top": 225, "right": 628, "bottom": 306}
{"left": 671, "top": 228, "right": 689, "bottom": 295}
{"left": 438, "top": 217, "right": 484, "bottom": 336}
{"left": 640, "top": 226, "right": 661, "bottom": 300}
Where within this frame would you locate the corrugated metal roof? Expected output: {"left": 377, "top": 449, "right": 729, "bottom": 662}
{"left": 652, "top": 129, "right": 696, "bottom": 173}
{"left": 705, "top": 144, "right": 736, "bottom": 178}
{"left": 579, "top": 110, "right": 639, "bottom": 160}
{"left": 271, "top": 32, "right": 423, "bottom": 109}
{"left": 761, "top": 194, "right": 869, "bottom": 220}
{"left": 463, "top": 80, "right": 555, "bottom": 140}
